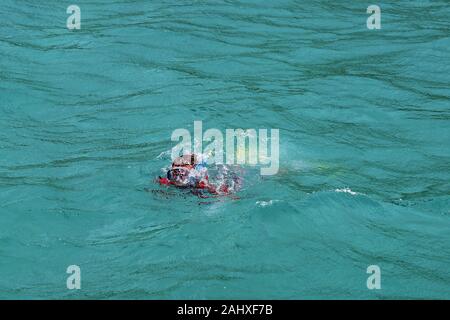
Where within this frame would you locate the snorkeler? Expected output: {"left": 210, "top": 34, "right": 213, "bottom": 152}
{"left": 158, "top": 154, "right": 232, "bottom": 195}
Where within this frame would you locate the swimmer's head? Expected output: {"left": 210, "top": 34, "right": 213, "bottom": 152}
{"left": 172, "top": 154, "right": 197, "bottom": 169}
{"left": 167, "top": 167, "right": 191, "bottom": 187}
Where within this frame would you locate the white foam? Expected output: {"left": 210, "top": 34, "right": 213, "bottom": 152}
{"left": 334, "top": 188, "right": 359, "bottom": 196}
{"left": 156, "top": 150, "right": 171, "bottom": 159}
{"left": 256, "top": 200, "right": 279, "bottom": 207}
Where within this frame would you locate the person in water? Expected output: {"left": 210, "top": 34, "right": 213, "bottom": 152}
{"left": 158, "top": 154, "right": 230, "bottom": 194}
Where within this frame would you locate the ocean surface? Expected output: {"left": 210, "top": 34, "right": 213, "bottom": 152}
{"left": 1, "top": 0, "right": 449, "bottom": 299}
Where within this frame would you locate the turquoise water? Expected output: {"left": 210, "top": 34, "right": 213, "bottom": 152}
{"left": 1, "top": 0, "right": 449, "bottom": 299}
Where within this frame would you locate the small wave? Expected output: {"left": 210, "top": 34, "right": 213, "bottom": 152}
{"left": 156, "top": 150, "right": 171, "bottom": 160}
{"left": 256, "top": 200, "right": 279, "bottom": 207}
{"left": 334, "top": 188, "right": 360, "bottom": 196}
